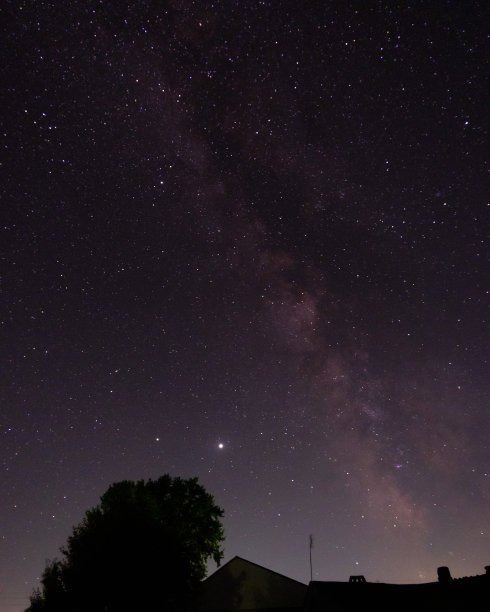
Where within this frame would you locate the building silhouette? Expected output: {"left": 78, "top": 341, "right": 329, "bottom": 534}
{"left": 195, "top": 557, "right": 489, "bottom": 611}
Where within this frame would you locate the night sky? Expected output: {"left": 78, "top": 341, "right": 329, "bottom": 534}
{"left": 1, "top": 1, "right": 488, "bottom": 610}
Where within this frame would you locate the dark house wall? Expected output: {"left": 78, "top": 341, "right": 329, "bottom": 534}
{"left": 304, "top": 568, "right": 489, "bottom": 612}
{"left": 195, "top": 556, "right": 307, "bottom": 612}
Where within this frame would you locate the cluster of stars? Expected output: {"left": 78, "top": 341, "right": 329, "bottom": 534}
{"left": 1, "top": 3, "right": 487, "bottom": 611}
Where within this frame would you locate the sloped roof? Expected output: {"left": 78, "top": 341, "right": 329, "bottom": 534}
{"left": 206, "top": 556, "right": 307, "bottom": 587}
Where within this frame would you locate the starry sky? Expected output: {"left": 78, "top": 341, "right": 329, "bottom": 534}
{"left": 1, "top": 1, "right": 488, "bottom": 610}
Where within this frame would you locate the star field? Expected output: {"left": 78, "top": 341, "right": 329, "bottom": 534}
{"left": 1, "top": 2, "right": 488, "bottom": 610}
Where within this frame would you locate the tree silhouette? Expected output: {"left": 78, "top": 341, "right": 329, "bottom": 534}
{"left": 27, "top": 475, "right": 224, "bottom": 612}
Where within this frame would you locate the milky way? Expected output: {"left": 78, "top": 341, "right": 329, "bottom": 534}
{"left": 1, "top": 2, "right": 488, "bottom": 610}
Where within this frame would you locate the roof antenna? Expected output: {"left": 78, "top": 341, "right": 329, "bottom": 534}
{"left": 309, "top": 534, "right": 314, "bottom": 581}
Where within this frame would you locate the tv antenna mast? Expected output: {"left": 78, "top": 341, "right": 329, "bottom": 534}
{"left": 309, "top": 534, "right": 314, "bottom": 581}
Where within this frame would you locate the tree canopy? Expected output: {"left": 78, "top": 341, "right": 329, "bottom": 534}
{"left": 27, "top": 474, "right": 224, "bottom": 612}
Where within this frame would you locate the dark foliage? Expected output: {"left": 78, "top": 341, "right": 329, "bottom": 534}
{"left": 26, "top": 475, "right": 224, "bottom": 611}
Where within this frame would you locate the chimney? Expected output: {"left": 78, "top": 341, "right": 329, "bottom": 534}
{"left": 437, "top": 566, "right": 452, "bottom": 583}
